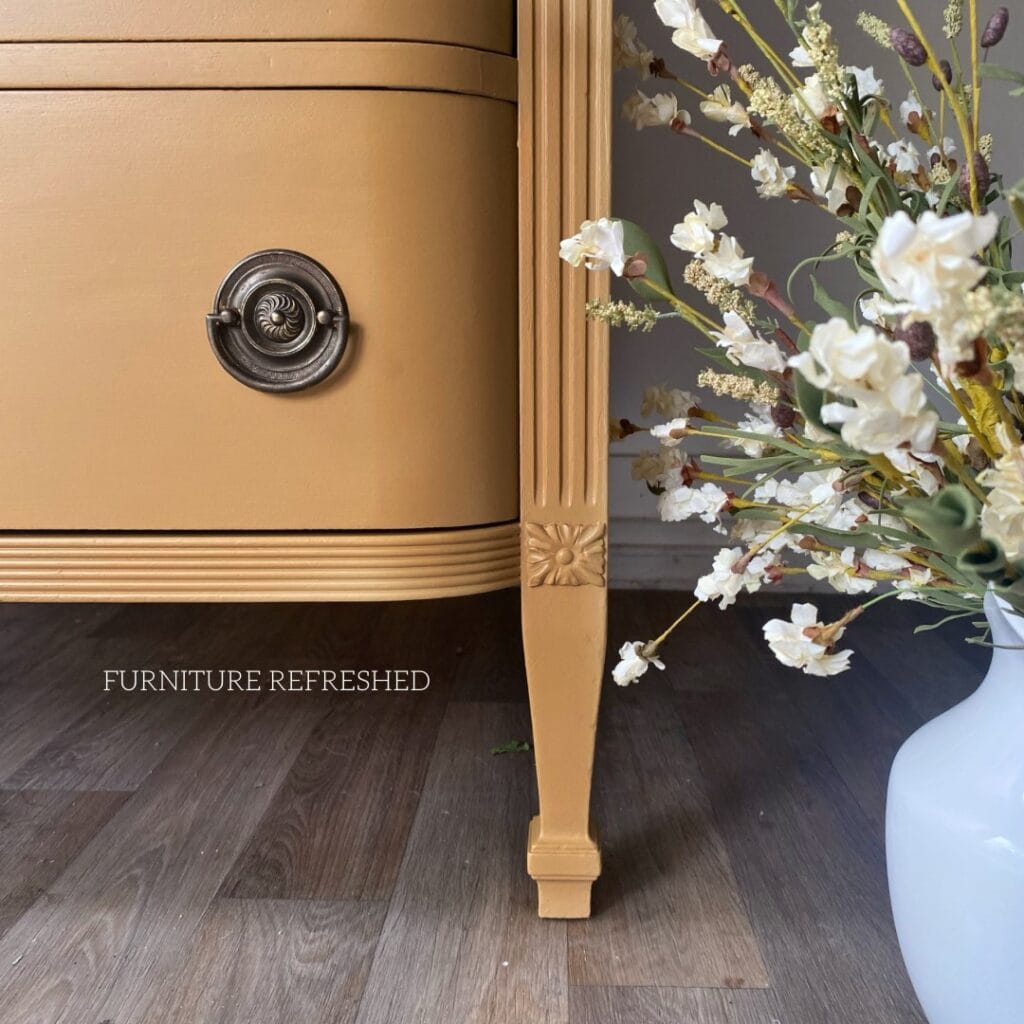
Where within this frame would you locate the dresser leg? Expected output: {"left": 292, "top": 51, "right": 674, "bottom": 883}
{"left": 522, "top": 583, "right": 605, "bottom": 918}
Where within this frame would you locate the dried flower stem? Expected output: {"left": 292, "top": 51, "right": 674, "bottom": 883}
{"left": 639, "top": 277, "right": 720, "bottom": 337}
{"left": 940, "top": 439, "right": 988, "bottom": 502}
{"left": 646, "top": 598, "right": 703, "bottom": 655}
{"left": 719, "top": 0, "right": 802, "bottom": 92}
{"left": 894, "top": 0, "right": 980, "bottom": 210}
{"left": 968, "top": 0, "right": 981, "bottom": 144}
{"left": 663, "top": 71, "right": 711, "bottom": 102}
{"left": 683, "top": 127, "right": 753, "bottom": 168}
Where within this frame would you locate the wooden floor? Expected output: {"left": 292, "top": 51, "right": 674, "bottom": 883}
{"left": 0, "top": 589, "right": 984, "bottom": 1024}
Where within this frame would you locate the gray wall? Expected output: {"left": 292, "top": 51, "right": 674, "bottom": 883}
{"left": 608, "top": 0, "right": 1022, "bottom": 587}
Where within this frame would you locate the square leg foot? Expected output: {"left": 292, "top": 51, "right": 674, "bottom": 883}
{"left": 534, "top": 877, "right": 594, "bottom": 919}
{"left": 527, "top": 816, "right": 601, "bottom": 919}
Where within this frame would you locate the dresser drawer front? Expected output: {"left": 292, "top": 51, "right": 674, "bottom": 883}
{"left": 0, "top": 90, "right": 518, "bottom": 530}
{"left": 0, "top": 1, "right": 514, "bottom": 54}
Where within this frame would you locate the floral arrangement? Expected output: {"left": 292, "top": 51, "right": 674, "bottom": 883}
{"left": 560, "top": 0, "right": 1024, "bottom": 680}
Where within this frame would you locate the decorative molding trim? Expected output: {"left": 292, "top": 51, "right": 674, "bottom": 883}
{"left": 519, "top": 0, "right": 611, "bottom": 520}
{"left": 0, "top": 524, "right": 520, "bottom": 602}
{"left": 524, "top": 522, "right": 606, "bottom": 587}
{"left": 0, "top": 41, "right": 518, "bottom": 101}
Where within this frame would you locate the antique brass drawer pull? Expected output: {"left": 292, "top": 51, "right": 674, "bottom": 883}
{"left": 206, "top": 249, "right": 349, "bottom": 393}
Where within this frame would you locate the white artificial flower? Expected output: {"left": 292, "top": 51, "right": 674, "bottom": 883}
{"left": 658, "top": 481, "right": 729, "bottom": 525}
{"left": 755, "top": 467, "right": 847, "bottom": 529}
{"left": 899, "top": 92, "right": 923, "bottom": 124}
{"left": 559, "top": 218, "right": 626, "bottom": 275}
{"left": 731, "top": 515, "right": 797, "bottom": 553}
{"left": 654, "top": 0, "right": 723, "bottom": 60}
{"left": 810, "top": 162, "right": 853, "bottom": 214}
{"left": 703, "top": 234, "right": 753, "bottom": 285}
{"left": 978, "top": 429, "right": 1024, "bottom": 562}
{"left": 728, "top": 405, "right": 784, "bottom": 457}
{"left": 763, "top": 603, "right": 853, "bottom": 676}
{"left": 807, "top": 547, "right": 877, "bottom": 594}
{"left": 641, "top": 384, "right": 697, "bottom": 419}
{"left": 884, "top": 447, "right": 944, "bottom": 495}
{"left": 751, "top": 148, "right": 796, "bottom": 199}
{"left": 848, "top": 65, "right": 884, "bottom": 100}
{"left": 928, "top": 137, "right": 957, "bottom": 161}
{"left": 1007, "top": 340, "right": 1024, "bottom": 382}
{"left": 871, "top": 210, "right": 999, "bottom": 368}
{"left": 797, "top": 74, "right": 834, "bottom": 121}
{"left": 622, "top": 89, "right": 682, "bottom": 130}
{"left": 613, "top": 14, "right": 654, "bottom": 77}
{"left": 695, "top": 546, "right": 776, "bottom": 609}
{"left": 790, "top": 318, "right": 905, "bottom": 392}
{"left": 650, "top": 417, "right": 689, "bottom": 447}
{"left": 612, "top": 640, "right": 665, "bottom": 686}
{"left": 862, "top": 548, "right": 912, "bottom": 572}
{"left": 670, "top": 199, "right": 728, "bottom": 255}
{"left": 711, "top": 311, "right": 787, "bottom": 372}
{"left": 791, "top": 319, "right": 938, "bottom": 454}
{"left": 699, "top": 85, "right": 751, "bottom": 135}
{"left": 886, "top": 139, "right": 923, "bottom": 176}
{"left": 632, "top": 448, "right": 684, "bottom": 488}
{"left": 789, "top": 44, "right": 815, "bottom": 68}
{"left": 819, "top": 381, "right": 938, "bottom": 454}
{"left": 895, "top": 566, "right": 934, "bottom": 599}
{"left": 859, "top": 293, "right": 887, "bottom": 325}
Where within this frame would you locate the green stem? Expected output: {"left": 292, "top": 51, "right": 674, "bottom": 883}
{"left": 639, "top": 277, "right": 719, "bottom": 337}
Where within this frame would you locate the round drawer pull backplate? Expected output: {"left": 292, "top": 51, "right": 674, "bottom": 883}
{"left": 206, "top": 249, "right": 349, "bottom": 393}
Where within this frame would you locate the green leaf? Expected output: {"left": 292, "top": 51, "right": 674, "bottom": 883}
{"left": 619, "top": 219, "right": 674, "bottom": 303}
{"left": 901, "top": 485, "right": 981, "bottom": 554}
{"left": 491, "top": 740, "right": 532, "bottom": 756}
{"left": 810, "top": 275, "right": 854, "bottom": 326}
{"left": 792, "top": 368, "right": 837, "bottom": 440}
{"left": 1009, "top": 192, "right": 1024, "bottom": 231}
{"left": 980, "top": 63, "right": 1024, "bottom": 87}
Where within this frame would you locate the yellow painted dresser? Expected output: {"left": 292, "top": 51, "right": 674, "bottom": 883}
{"left": 0, "top": 0, "right": 611, "bottom": 918}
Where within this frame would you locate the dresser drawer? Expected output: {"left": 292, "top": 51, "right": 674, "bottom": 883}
{"left": 0, "top": 89, "right": 518, "bottom": 530}
{"left": 0, "top": 0, "right": 514, "bottom": 54}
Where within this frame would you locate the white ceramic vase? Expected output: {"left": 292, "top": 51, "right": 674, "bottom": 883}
{"left": 886, "top": 591, "right": 1024, "bottom": 1024}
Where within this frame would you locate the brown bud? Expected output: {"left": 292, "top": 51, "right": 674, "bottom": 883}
{"left": 931, "top": 60, "right": 953, "bottom": 91}
{"left": 954, "top": 337, "right": 989, "bottom": 379}
{"left": 857, "top": 490, "right": 882, "bottom": 510}
{"left": 982, "top": 7, "right": 1009, "bottom": 48}
{"left": 890, "top": 27, "right": 927, "bottom": 66}
{"left": 623, "top": 253, "right": 648, "bottom": 279}
{"left": 681, "top": 460, "right": 701, "bottom": 486}
{"left": 959, "top": 152, "right": 992, "bottom": 204}
{"left": 771, "top": 403, "right": 797, "bottom": 429}
{"left": 747, "top": 271, "right": 795, "bottom": 318}
{"left": 894, "top": 321, "right": 937, "bottom": 361}
{"left": 820, "top": 113, "right": 842, "bottom": 135}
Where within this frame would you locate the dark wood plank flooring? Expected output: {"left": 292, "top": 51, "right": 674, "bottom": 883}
{"left": 0, "top": 590, "right": 984, "bottom": 1023}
